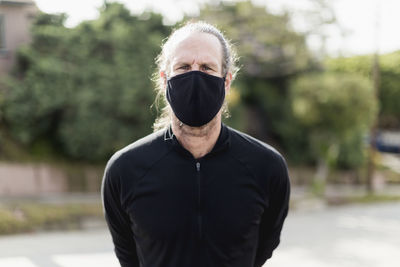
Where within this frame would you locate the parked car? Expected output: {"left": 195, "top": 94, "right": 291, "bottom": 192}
{"left": 375, "top": 130, "right": 400, "bottom": 154}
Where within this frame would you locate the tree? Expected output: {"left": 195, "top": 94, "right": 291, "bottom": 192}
{"left": 3, "top": 3, "right": 170, "bottom": 161}
{"left": 290, "top": 72, "right": 377, "bottom": 194}
{"left": 193, "top": 0, "right": 317, "bottom": 158}
{"left": 326, "top": 51, "right": 400, "bottom": 129}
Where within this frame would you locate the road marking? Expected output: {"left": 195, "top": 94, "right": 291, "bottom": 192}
{"left": 0, "top": 257, "right": 38, "bottom": 267}
{"left": 52, "top": 252, "right": 119, "bottom": 267}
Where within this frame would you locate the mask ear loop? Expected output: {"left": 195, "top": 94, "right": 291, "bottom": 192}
{"left": 163, "top": 72, "right": 176, "bottom": 139}
{"left": 164, "top": 73, "right": 169, "bottom": 87}
{"left": 164, "top": 123, "right": 175, "bottom": 141}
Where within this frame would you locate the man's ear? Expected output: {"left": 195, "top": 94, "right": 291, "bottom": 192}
{"left": 224, "top": 72, "right": 233, "bottom": 93}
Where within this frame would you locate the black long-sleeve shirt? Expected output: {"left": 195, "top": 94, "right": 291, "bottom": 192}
{"left": 101, "top": 123, "right": 290, "bottom": 267}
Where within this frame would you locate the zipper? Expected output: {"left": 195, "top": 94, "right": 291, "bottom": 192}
{"left": 196, "top": 161, "right": 202, "bottom": 239}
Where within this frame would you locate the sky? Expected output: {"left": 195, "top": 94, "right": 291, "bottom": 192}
{"left": 33, "top": 0, "right": 400, "bottom": 57}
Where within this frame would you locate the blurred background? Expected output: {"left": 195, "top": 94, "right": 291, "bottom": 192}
{"left": 0, "top": 0, "right": 399, "bottom": 266}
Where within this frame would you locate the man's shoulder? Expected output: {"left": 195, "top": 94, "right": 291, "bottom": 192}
{"left": 226, "top": 126, "right": 290, "bottom": 190}
{"left": 227, "top": 126, "right": 284, "bottom": 162}
{"left": 104, "top": 128, "right": 169, "bottom": 176}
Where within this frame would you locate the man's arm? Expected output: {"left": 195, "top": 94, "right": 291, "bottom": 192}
{"left": 254, "top": 155, "right": 291, "bottom": 267}
{"left": 101, "top": 160, "right": 140, "bottom": 267}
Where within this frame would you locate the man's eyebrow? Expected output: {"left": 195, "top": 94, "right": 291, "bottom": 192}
{"left": 172, "top": 61, "right": 190, "bottom": 68}
{"left": 172, "top": 59, "right": 220, "bottom": 70}
{"left": 173, "top": 61, "right": 219, "bottom": 66}
{"left": 200, "top": 62, "right": 218, "bottom": 67}
{"left": 173, "top": 61, "right": 190, "bottom": 66}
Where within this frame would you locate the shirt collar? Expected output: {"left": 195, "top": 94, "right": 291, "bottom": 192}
{"left": 164, "top": 122, "right": 231, "bottom": 159}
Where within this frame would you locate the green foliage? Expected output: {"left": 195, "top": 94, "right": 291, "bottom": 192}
{"left": 0, "top": 209, "right": 26, "bottom": 234}
{"left": 335, "top": 130, "right": 367, "bottom": 169}
{"left": 1, "top": 0, "right": 382, "bottom": 172}
{"left": 198, "top": 1, "right": 314, "bottom": 79}
{"left": 290, "top": 72, "right": 377, "bottom": 167}
{"left": 330, "top": 194, "right": 400, "bottom": 206}
{"left": 326, "top": 51, "right": 400, "bottom": 128}
{"left": 3, "top": 3, "right": 170, "bottom": 161}
{"left": 292, "top": 73, "right": 376, "bottom": 133}
{"left": 0, "top": 203, "right": 103, "bottom": 235}
{"left": 196, "top": 0, "right": 317, "bottom": 161}
{"left": 20, "top": 203, "right": 101, "bottom": 226}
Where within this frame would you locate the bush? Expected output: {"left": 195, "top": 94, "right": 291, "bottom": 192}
{"left": 0, "top": 203, "right": 104, "bottom": 235}
{"left": 326, "top": 51, "right": 400, "bottom": 128}
{"left": 0, "top": 209, "right": 27, "bottom": 234}
{"left": 4, "top": 4, "right": 170, "bottom": 161}
{"left": 290, "top": 72, "right": 377, "bottom": 168}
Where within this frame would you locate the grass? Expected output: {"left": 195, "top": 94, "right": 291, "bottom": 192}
{"left": 344, "top": 194, "right": 400, "bottom": 204}
{"left": 0, "top": 202, "right": 104, "bottom": 235}
{"left": 325, "top": 193, "right": 400, "bottom": 206}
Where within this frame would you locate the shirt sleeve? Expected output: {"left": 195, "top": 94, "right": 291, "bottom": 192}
{"left": 101, "top": 159, "right": 140, "bottom": 267}
{"left": 253, "top": 155, "right": 291, "bottom": 267}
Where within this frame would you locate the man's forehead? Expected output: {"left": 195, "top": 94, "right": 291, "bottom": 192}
{"left": 170, "top": 32, "right": 222, "bottom": 64}
{"left": 172, "top": 51, "right": 220, "bottom": 65}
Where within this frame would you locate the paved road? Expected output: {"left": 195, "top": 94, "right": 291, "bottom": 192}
{"left": 0, "top": 202, "right": 399, "bottom": 267}
{"left": 269, "top": 201, "right": 400, "bottom": 267}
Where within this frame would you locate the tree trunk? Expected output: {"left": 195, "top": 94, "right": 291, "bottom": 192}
{"left": 313, "top": 158, "right": 328, "bottom": 197}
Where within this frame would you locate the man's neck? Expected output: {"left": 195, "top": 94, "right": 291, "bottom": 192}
{"left": 171, "top": 115, "right": 221, "bottom": 159}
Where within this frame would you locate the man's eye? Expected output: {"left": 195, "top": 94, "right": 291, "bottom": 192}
{"left": 178, "top": 65, "right": 189, "bottom": 70}
{"left": 202, "top": 66, "right": 211, "bottom": 71}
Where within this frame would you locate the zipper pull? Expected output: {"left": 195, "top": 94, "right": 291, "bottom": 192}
{"left": 196, "top": 162, "right": 201, "bottom": 171}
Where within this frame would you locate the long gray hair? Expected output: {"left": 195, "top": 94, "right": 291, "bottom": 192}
{"left": 152, "top": 21, "right": 239, "bottom": 132}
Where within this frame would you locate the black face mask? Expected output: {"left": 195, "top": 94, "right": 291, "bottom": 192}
{"left": 166, "top": 71, "right": 226, "bottom": 127}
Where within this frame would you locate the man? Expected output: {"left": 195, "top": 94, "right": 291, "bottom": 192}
{"left": 101, "top": 21, "right": 290, "bottom": 267}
